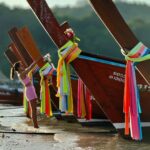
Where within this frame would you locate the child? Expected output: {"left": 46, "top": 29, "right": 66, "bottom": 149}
{"left": 10, "top": 61, "right": 39, "bottom": 128}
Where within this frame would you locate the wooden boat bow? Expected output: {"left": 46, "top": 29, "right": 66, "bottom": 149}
{"left": 8, "top": 27, "right": 33, "bottom": 67}
{"left": 27, "top": 0, "right": 69, "bottom": 48}
{"left": 89, "top": 0, "right": 150, "bottom": 85}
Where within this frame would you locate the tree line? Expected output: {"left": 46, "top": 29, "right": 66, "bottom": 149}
{"left": 0, "top": 2, "right": 150, "bottom": 77}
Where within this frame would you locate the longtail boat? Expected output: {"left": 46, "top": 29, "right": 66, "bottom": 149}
{"left": 5, "top": 26, "right": 107, "bottom": 121}
{"left": 27, "top": 0, "right": 150, "bottom": 139}
{"left": 89, "top": 0, "right": 150, "bottom": 140}
{"left": 0, "top": 85, "right": 23, "bottom": 105}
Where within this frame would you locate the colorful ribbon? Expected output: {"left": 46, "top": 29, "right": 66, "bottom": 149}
{"left": 122, "top": 42, "right": 150, "bottom": 140}
{"left": 39, "top": 62, "right": 55, "bottom": 117}
{"left": 77, "top": 78, "right": 92, "bottom": 120}
{"left": 56, "top": 40, "right": 81, "bottom": 113}
{"left": 23, "top": 89, "right": 28, "bottom": 113}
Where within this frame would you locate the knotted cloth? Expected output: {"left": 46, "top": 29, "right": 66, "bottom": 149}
{"left": 39, "top": 62, "right": 55, "bottom": 117}
{"left": 56, "top": 40, "right": 81, "bottom": 113}
{"left": 122, "top": 42, "right": 150, "bottom": 140}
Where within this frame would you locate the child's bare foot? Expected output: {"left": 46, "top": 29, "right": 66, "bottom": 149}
{"left": 34, "top": 125, "right": 39, "bottom": 128}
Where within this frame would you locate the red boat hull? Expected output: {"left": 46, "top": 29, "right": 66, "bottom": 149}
{"left": 72, "top": 53, "right": 150, "bottom": 138}
{"left": 52, "top": 74, "right": 107, "bottom": 119}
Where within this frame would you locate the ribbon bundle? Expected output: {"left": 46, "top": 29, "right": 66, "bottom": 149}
{"left": 39, "top": 62, "right": 55, "bottom": 117}
{"left": 56, "top": 41, "right": 81, "bottom": 113}
{"left": 122, "top": 42, "right": 150, "bottom": 140}
{"left": 77, "top": 78, "right": 92, "bottom": 120}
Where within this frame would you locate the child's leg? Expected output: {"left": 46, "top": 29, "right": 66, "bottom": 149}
{"left": 26, "top": 102, "right": 32, "bottom": 118}
{"left": 29, "top": 99, "right": 39, "bottom": 128}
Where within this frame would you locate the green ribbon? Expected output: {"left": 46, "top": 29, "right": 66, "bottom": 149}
{"left": 39, "top": 62, "right": 51, "bottom": 114}
{"left": 23, "top": 88, "right": 28, "bottom": 113}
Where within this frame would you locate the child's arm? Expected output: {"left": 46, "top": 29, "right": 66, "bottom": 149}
{"left": 23, "top": 57, "right": 41, "bottom": 74}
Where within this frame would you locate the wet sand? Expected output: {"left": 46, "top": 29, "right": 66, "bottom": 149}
{"left": 1, "top": 104, "right": 150, "bottom": 150}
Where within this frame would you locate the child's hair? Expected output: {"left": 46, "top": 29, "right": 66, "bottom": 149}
{"left": 10, "top": 62, "right": 20, "bottom": 80}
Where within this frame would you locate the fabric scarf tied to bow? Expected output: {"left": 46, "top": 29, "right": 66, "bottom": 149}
{"left": 56, "top": 40, "right": 82, "bottom": 113}
{"left": 122, "top": 42, "right": 150, "bottom": 140}
{"left": 39, "top": 62, "right": 55, "bottom": 117}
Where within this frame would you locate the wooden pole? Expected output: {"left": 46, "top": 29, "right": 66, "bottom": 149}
{"left": 4, "top": 47, "right": 18, "bottom": 66}
{"left": 8, "top": 27, "right": 33, "bottom": 67}
{"left": 27, "top": 0, "right": 70, "bottom": 48}
{"left": 16, "top": 27, "right": 44, "bottom": 68}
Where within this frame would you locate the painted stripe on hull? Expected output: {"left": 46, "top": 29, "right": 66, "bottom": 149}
{"left": 79, "top": 55, "right": 126, "bottom": 68}
{"left": 113, "top": 122, "right": 150, "bottom": 129}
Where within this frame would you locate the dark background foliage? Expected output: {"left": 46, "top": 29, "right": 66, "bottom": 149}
{"left": 0, "top": 1, "right": 150, "bottom": 77}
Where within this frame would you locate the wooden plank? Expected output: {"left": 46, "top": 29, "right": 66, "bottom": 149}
{"left": 89, "top": 0, "right": 150, "bottom": 85}
{"left": 8, "top": 27, "right": 33, "bottom": 67}
{"left": 9, "top": 43, "right": 21, "bottom": 60}
{"left": 16, "top": 27, "right": 45, "bottom": 68}
{"left": 89, "top": 0, "right": 138, "bottom": 49}
{"left": 27, "top": 0, "right": 69, "bottom": 48}
{"left": 4, "top": 48, "right": 18, "bottom": 66}
{"left": 8, "top": 43, "right": 27, "bottom": 66}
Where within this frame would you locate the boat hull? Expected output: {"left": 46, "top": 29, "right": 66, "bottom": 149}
{"left": 52, "top": 74, "right": 107, "bottom": 119}
{"left": 0, "top": 88, "right": 23, "bottom": 105}
{"left": 26, "top": 0, "right": 150, "bottom": 137}
{"left": 72, "top": 53, "right": 150, "bottom": 138}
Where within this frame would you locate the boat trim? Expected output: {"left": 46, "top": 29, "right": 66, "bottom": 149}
{"left": 78, "top": 118, "right": 110, "bottom": 123}
{"left": 113, "top": 122, "right": 150, "bottom": 129}
{"left": 79, "top": 55, "right": 126, "bottom": 68}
